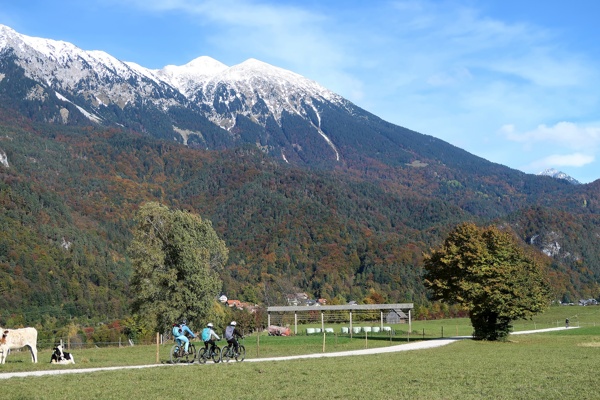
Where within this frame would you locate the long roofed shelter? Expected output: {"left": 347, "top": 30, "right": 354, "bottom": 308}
{"left": 267, "top": 303, "right": 414, "bottom": 336}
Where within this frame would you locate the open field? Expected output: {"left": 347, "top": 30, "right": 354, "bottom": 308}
{"left": 1, "top": 306, "right": 600, "bottom": 399}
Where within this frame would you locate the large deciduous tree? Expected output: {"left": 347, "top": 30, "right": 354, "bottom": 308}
{"left": 424, "top": 222, "right": 550, "bottom": 341}
{"left": 128, "top": 202, "right": 228, "bottom": 333}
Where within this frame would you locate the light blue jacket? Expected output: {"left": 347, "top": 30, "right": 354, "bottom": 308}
{"left": 181, "top": 324, "right": 196, "bottom": 338}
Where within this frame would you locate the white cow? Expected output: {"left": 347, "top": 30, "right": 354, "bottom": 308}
{"left": 0, "top": 327, "right": 38, "bottom": 364}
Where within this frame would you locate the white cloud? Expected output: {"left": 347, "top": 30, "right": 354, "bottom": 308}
{"left": 525, "top": 153, "right": 595, "bottom": 171}
{"left": 502, "top": 122, "right": 600, "bottom": 150}
{"left": 427, "top": 67, "right": 473, "bottom": 87}
{"left": 117, "top": 0, "right": 350, "bottom": 78}
{"left": 109, "top": 0, "right": 600, "bottom": 183}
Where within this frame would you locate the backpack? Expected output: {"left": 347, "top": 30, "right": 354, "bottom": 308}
{"left": 201, "top": 327, "right": 211, "bottom": 341}
{"left": 172, "top": 325, "right": 181, "bottom": 337}
{"left": 225, "top": 325, "right": 235, "bottom": 340}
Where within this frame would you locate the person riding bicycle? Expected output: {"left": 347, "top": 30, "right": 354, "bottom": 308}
{"left": 201, "top": 322, "right": 220, "bottom": 353}
{"left": 180, "top": 319, "right": 196, "bottom": 340}
{"left": 225, "top": 321, "right": 244, "bottom": 355}
{"left": 172, "top": 322, "right": 191, "bottom": 355}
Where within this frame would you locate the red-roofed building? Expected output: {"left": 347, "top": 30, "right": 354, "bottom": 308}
{"left": 226, "top": 299, "right": 242, "bottom": 309}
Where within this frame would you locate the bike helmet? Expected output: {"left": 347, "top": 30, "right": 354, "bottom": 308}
{"left": 230, "top": 321, "right": 237, "bottom": 326}
{"left": 181, "top": 318, "right": 187, "bottom": 325}
{"left": 207, "top": 323, "right": 214, "bottom": 328}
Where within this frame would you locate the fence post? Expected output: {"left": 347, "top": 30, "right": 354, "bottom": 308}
{"left": 349, "top": 312, "right": 353, "bottom": 339}
{"left": 322, "top": 312, "right": 326, "bottom": 353}
{"left": 156, "top": 332, "right": 159, "bottom": 364}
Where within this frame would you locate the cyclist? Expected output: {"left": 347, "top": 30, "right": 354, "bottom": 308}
{"left": 201, "top": 322, "right": 220, "bottom": 353}
{"left": 225, "top": 321, "right": 244, "bottom": 356}
{"left": 180, "top": 319, "right": 196, "bottom": 340}
{"left": 172, "top": 322, "right": 191, "bottom": 355}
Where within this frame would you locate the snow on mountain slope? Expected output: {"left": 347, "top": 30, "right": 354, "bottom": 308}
{"left": 0, "top": 24, "right": 179, "bottom": 110}
{"left": 155, "top": 56, "right": 344, "bottom": 131}
{"left": 1, "top": 24, "right": 344, "bottom": 132}
{"left": 154, "top": 56, "right": 229, "bottom": 95}
{"left": 538, "top": 168, "right": 581, "bottom": 185}
{"left": 0, "top": 24, "right": 353, "bottom": 162}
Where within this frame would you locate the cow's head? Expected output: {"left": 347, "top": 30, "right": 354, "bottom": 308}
{"left": 0, "top": 330, "right": 7, "bottom": 344}
{"left": 54, "top": 344, "right": 64, "bottom": 356}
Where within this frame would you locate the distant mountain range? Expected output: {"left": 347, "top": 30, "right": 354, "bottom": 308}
{"left": 0, "top": 24, "right": 599, "bottom": 323}
{"left": 0, "top": 24, "right": 530, "bottom": 171}
{"left": 0, "top": 24, "right": 592, "bottom": 183}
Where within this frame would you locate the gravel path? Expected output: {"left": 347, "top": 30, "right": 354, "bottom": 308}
{"left": 0, "top": 326, "right": 576, "bottom": 380}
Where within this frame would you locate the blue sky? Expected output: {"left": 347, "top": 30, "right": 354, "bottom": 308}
{"left": 1, "top": 0, "right": 599, "bottom": 183}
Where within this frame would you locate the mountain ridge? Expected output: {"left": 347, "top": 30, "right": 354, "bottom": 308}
{"left": 1, "top": 25, "right": 599, "bottom": 325}
{"left": 2, "top": 24, "right": 595, "bottom": 185}
{"left": 0, "top": 23, "right": 512, "bottom": 172}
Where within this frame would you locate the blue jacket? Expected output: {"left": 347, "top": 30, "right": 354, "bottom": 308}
{"left": 181, "top": 324, "right": 195, "bottom": 338}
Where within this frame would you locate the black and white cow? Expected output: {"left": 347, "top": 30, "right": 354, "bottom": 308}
{"left": 50, "top": 344, "right": 75, "bottom": 364}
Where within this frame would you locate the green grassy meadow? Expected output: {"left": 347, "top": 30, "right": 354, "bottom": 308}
{"left": 1, "top": 306, "right": 600, "bottom": 399}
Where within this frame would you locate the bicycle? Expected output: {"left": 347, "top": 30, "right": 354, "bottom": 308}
{"left": 221, "top": 340, "right": 245, "bottom": 362}
{"left": 197, "top": 343, "right": 221, "bottom": 364}
{"left": 170, "top": 336, "right": 197, "bottom": 364}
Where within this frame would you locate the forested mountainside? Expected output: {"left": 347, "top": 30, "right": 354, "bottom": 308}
{"left": 1, "top": 110, "right": 599, "bottom": 326}
{"left": 1, "top": 26, "right": 599, "bottom": 326}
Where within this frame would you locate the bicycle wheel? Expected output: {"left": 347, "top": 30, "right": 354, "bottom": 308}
{"left": 211, "top": 346, "right": 221, "bottom": 363}
{"left": 221, "top": 345, "right": 230, "bottom": 362}
{"left": 170, "top": 344, "right": 181, "bottom": 364}
{"left": 197, "top": 347, "right": 207, "bottom": 364}
{"left": 235, "top": 345, "right": 246, "bottom": 362}
{"left": 187, "top": 343, "right": 197, "bottom": 363}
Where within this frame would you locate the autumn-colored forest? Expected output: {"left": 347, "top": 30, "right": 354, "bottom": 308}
{"left": 1, "top": 110, "right": 599, "bottom": 328}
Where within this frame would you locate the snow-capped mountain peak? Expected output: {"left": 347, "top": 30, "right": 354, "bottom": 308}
{"left": 154, "top": 56, "right": 228, "bottom": 95}
{"left": 150, "top": 54, "right": 345, "bottom": 134}
{"left": 0, "top": 24, "right": 351, "bottom": 164}
{"left": 157, "top": 56, "right": 228, "bottom": 80}
{"left": 538, "top": 168, "right": 580, "bottom": 184}
{"left": 225, "top": 57, "right": 338, "bottom": 100}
